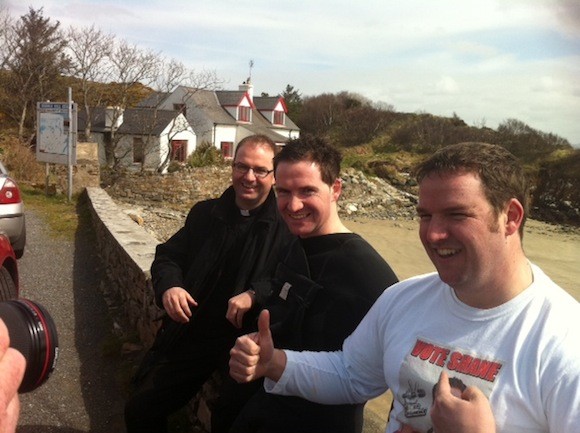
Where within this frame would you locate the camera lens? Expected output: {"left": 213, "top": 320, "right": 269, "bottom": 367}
{"left": 0, "top": 299, "right": 59, "bottom": 393}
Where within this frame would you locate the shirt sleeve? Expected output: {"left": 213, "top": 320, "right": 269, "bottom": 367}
{"left": 265, "top": 291, "right": 392, "bottom": 404}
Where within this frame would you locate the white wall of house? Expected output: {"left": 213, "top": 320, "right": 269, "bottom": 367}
{"left": 158, "top": 115, "right": 196, "bottom": 165}
{"left": 115, "top": 134, "right": 142, "bottom": 167}
{"left": 214, "top": 125, "right": 237, "bottom": 157}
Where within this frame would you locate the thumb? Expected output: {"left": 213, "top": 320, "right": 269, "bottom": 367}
{"left": 461, "top": 384, "right": 486, "bottom": 402}
{"left": 257, "top": 309, "right": 271, "bottom": 343}
{"left": 435, "top": 370, "right": 452, "bottom": 399}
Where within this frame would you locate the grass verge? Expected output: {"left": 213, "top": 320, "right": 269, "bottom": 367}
{"left": 21, "top": 186, "right": 81, "bottom": 240}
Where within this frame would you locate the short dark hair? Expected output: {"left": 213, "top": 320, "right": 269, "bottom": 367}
{"left": 274, "top": 135, "right": 342, "bottom": 186}
{"left": 234, "top": 134, "right": 276, "bottom": 159}
{"left": 414, "top": 142, "right": 530, "bottom": 236}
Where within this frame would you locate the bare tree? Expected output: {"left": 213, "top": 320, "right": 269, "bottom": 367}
{"left": 103, "top": 39, "right": 160, "bottom": 166}
{"left": 66, "top": 24, "right": 114, "bottom": 141}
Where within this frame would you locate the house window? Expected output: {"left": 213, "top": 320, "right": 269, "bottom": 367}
{"left": 173, "top": 103, "right": 186, "bottom": 116}
{"left": 238, "top": 106, "right": 251, "bottom": 122}
{"left": 273, "top": 111, "right": 285, "bottom": 125}
{"left": 133, "top": 137, "right": 144, "bottom": 163}
{"left": 221, "top": 142, "right": 233, "bottom": 158}
{"left": 171, "top": 140, "right": 187, "bottom": 162}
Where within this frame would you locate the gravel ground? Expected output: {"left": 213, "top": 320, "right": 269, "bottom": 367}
{"left": 15, "top": 207, "right": 126, "bottom": 433}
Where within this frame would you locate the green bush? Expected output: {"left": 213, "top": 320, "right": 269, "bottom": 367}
{"left": 187, "top": 142, "right": 225, "bottom": 167}
{"left": 167, "top": 160, "right": 182, "bottom": 173}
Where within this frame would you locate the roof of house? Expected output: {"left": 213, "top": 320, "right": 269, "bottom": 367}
{"left": 240, "top": 106, "right": 301, "bottom": 142}
{"left": 136, "top": 92, "right": 171, "bottom": 108}
{"left": 215, "top": 90, "right": 254, "bottom": 107}
{"left": 118, "top": 109, "right": 182, "bottom": 135}
{"left": 78, "top": 107, "right": 184, "bottom": 136}
{"left": 253, "top": 96, "right": 287, "bottom": 112}
{"left": 189, "top": 90, "right": 238, "bottom": 125}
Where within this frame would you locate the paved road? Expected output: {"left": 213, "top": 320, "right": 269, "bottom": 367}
{"left": 15, "top": 208, "right": 126, "bottom": 432}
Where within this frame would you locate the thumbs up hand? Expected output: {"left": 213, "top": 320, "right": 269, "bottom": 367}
{"left": 430, "top": 371, "right": 496, "bottom": 433}
{"left": 229, "top": 310, "right": 287, "bottom": 383}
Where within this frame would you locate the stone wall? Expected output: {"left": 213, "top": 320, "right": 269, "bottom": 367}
{"left": 103, "top": 166, "right": 231, "bottom": 213}
{"left": 86, "top": 187, "right": 219, "bottom": 432}
{"left": 86, "top": 187, "right": 160, "bottom": 347}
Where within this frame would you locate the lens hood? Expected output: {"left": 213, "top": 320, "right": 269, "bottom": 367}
{"left": 0, "top": 299, "right": 59, "bottom": 393}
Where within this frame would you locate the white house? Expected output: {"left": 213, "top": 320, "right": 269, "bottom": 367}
{"left": 138, "top": 79, "right": 300, "bottom": 157}
{"left": 78, "top": 106, "right": 196, "bottom": 171}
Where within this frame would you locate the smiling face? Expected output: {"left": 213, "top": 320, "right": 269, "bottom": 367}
{"left": 232, "top": 142, "right": 275, "bottom": 210}
{"left": 274, "top": 160, "right": 342, "bottom": 238}
{"left": 417, "top": 171, "right": 513, "bottom": 305}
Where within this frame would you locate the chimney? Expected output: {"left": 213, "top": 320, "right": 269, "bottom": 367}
{"left": 105, "top": 106, "right": 124, "bottom": 129}
{"left": 239, "top": 78, "right": 254, "bottom": 103}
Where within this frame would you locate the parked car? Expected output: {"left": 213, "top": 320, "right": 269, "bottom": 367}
{"left": 0, "top": 161, "right": 26, "bottom": 259}
{"left": 0, "top": 233, "right": 18, "bottom": 301}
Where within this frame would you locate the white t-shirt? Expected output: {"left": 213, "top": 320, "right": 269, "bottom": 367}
{"left": 267, "top": 264, "right": 580, "bottom": 433}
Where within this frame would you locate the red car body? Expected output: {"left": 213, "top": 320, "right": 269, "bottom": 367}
{"left": 0, "top": 234, "right": 19, "bottom": 301}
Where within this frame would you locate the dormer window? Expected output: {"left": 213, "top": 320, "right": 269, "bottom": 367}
{"left": 273, "top": 111, "right": 285, "bottom": 125}
{"left": 238, "top": 106, "right": 251, "bottom": 122}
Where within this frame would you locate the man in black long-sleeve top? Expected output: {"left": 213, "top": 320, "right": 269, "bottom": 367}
{"left": 124, "top": 134, "right": 293, "bottom": 433}
{"left": 229, "top": 136, "right": 399, "bottom": 433}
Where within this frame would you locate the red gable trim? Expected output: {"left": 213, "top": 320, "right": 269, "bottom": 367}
{"left": 243, "top": 92, "right": 256, "bottom": 109}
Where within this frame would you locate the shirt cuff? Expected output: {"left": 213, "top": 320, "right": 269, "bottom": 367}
{"left": 264, "top": 350, "right": 296, "bottom": 395}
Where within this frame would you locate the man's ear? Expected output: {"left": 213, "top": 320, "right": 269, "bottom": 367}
{"left": 505, "top": 198, "right": 524, "bottom": 236}
{"left": 332, "top": 178, "right": 342, "bottom": 201}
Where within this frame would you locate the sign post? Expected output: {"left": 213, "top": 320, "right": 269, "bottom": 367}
{"left": 36, "top": 89, "right": 77, "bottom": 200}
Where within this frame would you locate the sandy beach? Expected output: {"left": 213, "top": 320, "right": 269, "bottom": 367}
{"left": 346, "top": 217, "right": 579, "bottom": 300}
{"left": 343, "top": 217, "right": 580, "bottom": 430}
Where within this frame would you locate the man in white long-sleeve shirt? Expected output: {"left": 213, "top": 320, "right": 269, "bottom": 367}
{"left": 229, "top": 142, "right": 580, "bottom": 433}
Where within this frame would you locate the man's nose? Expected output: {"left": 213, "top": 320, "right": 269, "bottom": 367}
{"left": 287, "top": 194, "right": 304, "bottom": 212}
{"left": 243, "top": 168, "right": 257, "bottom": 180}
{"left": 423, "top": 217, "right": 449, "bottom": 242}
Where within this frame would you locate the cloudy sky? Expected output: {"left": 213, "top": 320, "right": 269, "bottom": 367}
{"left": 5, "top": 0, "right": 580, "bottom": 145}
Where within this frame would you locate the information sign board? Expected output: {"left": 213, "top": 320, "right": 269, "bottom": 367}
{"left": 36, "top": 102, "right": 78, "bottom": 165}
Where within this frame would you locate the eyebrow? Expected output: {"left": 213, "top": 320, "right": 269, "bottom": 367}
{"left": 416, "top": 204, "right": 472, "bottom": 214}
{"left": 238, "top": 162, "right": 272, "bottom": 170}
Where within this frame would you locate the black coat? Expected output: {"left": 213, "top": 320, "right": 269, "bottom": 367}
{"left": 149, "top": 186, "right": 293, "bottom": 351}
{"left": 152, "top": 187, "right": 291, "bottom": 302}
